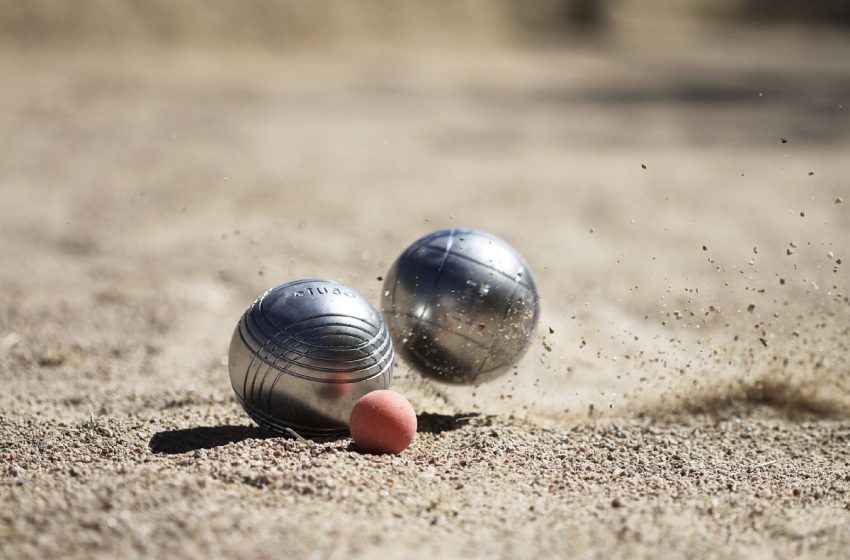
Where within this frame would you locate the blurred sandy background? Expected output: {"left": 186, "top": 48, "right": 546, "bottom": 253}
{"left": 1, "top": 2, "right": 849, "bottom": 558}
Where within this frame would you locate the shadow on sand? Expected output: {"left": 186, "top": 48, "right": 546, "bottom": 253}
{"left": 416, "top": 412, "right": 487, "bottom": 434}
{"left": 149, "top": 412, "right": 484, "bottom": 454}
{"left": 148, "top": 425, "right": 277, "bottom": 454}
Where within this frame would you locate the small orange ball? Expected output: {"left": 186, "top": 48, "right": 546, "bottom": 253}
{"left": 349, "top": 390, "right": 417, "bottom": 454}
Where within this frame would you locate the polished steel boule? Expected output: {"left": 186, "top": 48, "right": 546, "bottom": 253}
{"left": 228, "top": 279, "right": 393, "bottom": 437}
{"left": 382, "top": 228, "right": 540, "bottom": 384}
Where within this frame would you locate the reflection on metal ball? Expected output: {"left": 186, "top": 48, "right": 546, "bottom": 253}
{"left": 382, "top": 228, "right": 540, "bottom": 384}
{"left": 228, "top": 279, "right": 393, "bottom": 437}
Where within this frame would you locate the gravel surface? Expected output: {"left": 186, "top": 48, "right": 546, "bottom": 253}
{"left": 3, "top": 408, "right": 850, "bottom": 559}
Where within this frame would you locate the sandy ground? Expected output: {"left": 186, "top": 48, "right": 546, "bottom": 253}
{"left": 1, "top": 28, "right": 849, "bottom": 559}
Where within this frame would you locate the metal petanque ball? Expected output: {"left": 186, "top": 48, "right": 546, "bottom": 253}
{"left": 228, "top": 279, "right": 393, "bottom": 437}
{"left": 382, "top": 228, "right": 540, "bottom": 384}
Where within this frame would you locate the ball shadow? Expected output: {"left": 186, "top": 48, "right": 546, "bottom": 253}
{"left": 151, "top": 413, "right": 483, "bottom": 454}
{"left": 416, "top": 412, "right": 485, "bottom": 434}
{"left": 148, "top": 425, "right": 277, "bottom": 454}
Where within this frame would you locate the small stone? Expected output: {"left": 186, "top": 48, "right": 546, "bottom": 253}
{"left": 37, "top": 352, "right": 65, "bottom": 367}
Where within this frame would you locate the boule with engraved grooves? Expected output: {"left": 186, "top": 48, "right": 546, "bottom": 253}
{"left": 382, "top": 228, "right": 540, "bottom": 384}
{"left": 228, "top": 279, "right": 393, "bottom": 437}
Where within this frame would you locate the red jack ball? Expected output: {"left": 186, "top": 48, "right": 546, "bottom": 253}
{"left": 349, "top": 390, "right": 417, "bottom": 454}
